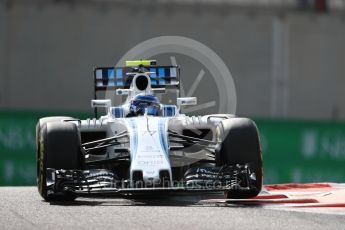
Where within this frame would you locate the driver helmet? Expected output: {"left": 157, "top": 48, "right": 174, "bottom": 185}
{"left": 129, "top": 94, "right": 160, "bottom": 116}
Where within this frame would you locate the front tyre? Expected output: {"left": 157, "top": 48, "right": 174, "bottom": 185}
{"left": 216, "top": 118, "right": 263, "bottom": 199}
{"left": 37, "top": 121, "right": 83, "bottom": 201}
{"left": 36, "top": 117, "right": 73, "bottom": 183}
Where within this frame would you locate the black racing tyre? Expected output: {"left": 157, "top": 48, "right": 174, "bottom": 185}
{"left": 37, "top": 121, "right": 83, "bottom": 201}
{"left": 36, "top": 116, "right": 73, "bottom": 179}
{"left": 216, "top": 118, "right": 263, "bottom": 199}
{"left": 36, "top": 117, "right": 74, "bottom": 200}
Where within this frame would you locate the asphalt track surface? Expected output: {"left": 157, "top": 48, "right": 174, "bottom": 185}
{"left": 1, "top": 187, "right": 344, "bottom": 230}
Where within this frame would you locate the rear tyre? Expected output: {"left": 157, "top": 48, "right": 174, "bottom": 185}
{"left": 216, "top": 118, "right": 263, "bottom": 199}
{"left": 37, "top": 121, "right": 83, "bottom": 201}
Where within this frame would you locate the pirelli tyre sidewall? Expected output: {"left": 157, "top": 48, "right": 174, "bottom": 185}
{"left": 38, "top": 121, "right": 83, "bottom": 201}
{"left": 36, "top": 117, "right": 73, "bottom": 189}
{"left": 216, "top": 118, "right": 263, "bottom": 199}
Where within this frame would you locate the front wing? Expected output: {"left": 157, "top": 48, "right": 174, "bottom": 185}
{"left": 45, "top": 164, "right": 259, "bottom": 197}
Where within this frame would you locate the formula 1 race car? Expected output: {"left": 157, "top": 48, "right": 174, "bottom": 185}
{"left": 36, "top": 60, "right": 263, "bottom": 201}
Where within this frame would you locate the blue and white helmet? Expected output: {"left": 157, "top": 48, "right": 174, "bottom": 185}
{"left": 129, "top": 94, "right": 160, "bottom": 116}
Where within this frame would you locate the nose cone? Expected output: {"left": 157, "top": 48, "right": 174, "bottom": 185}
{"left": 126, "top": 117, "right": 172, "bottom": 188}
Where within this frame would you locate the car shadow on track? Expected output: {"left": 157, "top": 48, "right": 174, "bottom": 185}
{"left": 49, "top": 197, "right": 206, "bottom": 207}
{"left": 48, "top": 193, "right": 264, "bottom": 208}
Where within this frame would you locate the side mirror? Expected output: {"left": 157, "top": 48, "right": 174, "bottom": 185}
{"left": 116, "top": 89, "right": 130, "bottom": 95}
{"left": 177, "top": 97, "right": 197, "bottom": 106}
{"left": 177, "top": 97, "right": 197, "bottom": 113}
{"left": 91, "top": 99, "right": 111, "bottom": 108}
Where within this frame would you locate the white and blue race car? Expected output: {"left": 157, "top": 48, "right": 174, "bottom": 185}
{"left": 36, "top": 60, "right": 263, "bottom": 201}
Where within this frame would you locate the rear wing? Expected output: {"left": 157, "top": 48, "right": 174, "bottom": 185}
{"left": 94, "top": 66, "right": 180, "bottom": 91}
